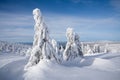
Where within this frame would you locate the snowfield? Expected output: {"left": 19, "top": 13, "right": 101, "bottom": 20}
{"left": 0, "top": 52, "right": 120, "bottom": 80}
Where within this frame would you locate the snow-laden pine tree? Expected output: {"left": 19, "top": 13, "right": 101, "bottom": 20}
{"left": 51, "top": 39, "right": 62, "bottom": 63}
{"left": 63, "top": 28, "right": 83, "bottom": 61}
{"left": 60, "top": 46, "right": 64, "bottom": 53}
{"left": 93, "top": 44, "right": 100, "bottom": 53}
{"left": 74, "top": 33, "right": 83, "bottom": 56}
{"left": 81, "top": 42, "right": 84, "bottom": 54}
{"left": 84, "top": 44, "right": 93, "bottom": 54}
{"left": 104, "top": 43, "right": 108, "bottom": 53}
{"left": 25, "top": 8, "right": 59, "bottom": 70}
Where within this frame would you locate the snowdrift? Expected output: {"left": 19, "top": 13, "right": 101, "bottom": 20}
{"left": 24, "top": 53, "right": 120, "bottom": 80}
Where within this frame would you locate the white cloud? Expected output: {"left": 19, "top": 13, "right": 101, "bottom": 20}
{"left": 44, "top": 13, "right": 120, "bottom": 41}
{"left": 0, "top": 12, "right": 35, "bottom": 42}
{"left": 0, "top": 13, "right": 34, "bottom": 27}
{"left": 45, "top": 13, "right": 120, "bottom": 31}
{"left": 0, "top": 12, "right": 120, "bottom": 42}
{"left": 0, "top": 28, "right": 34, "bottom": 42}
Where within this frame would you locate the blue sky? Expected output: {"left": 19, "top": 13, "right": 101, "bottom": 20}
{"left": 0, "top": 0, "right": 120, "bottom": 42}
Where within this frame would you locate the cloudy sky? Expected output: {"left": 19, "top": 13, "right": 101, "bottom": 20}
{"left": 0, "top": 0, "right": 120, "bottom": 42}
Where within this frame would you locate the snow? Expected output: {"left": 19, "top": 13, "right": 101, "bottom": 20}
{"left": 0, "top": 53, "right": 27, "bottom": 80}
{"left": 0, "top": 53, "right": 26, "bottom": 68}
{"left": 24, "top": 52, "right": 120, "bottom": 80}
{"left": 0, "top": 52, "right": 120, "bottom": 80}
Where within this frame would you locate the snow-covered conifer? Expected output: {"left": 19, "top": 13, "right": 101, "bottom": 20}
{"left": 51, "top": 39, "right": 62, "bottom": 63}
{"left": 74, "top": 33, "right": 83, "bottom": 56}
{"left": 85, "top": 44, "right": 93, "bottom": 54}
{"left": 104, "top": 43, "right": 108, "bottom": 53}
{"left": 25, "top": 8, "right": 59, "bottom": 70}
{"left": 60, "top": 45, "right": 64, "bottom": 54}
{"left": 63, "top": 28, "right": 83, "bottom": 61}
{"left": 93, "top": 44, "right": 100, "bottom": 53}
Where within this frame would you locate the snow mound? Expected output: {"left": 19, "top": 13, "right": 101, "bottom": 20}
{"left": 24, "top": 60, "right": 87, "bottom": 80}
{"left": 24, "top": 56, "right": 120, "bottom": 80}
{"left": 80, "top": 56, "right": 119, "bottom": 71}
{"left": 90, "top": 58, "right": 117, "bottom": 71}
{"left": 24, "top": 60, "right": 58, "bottom": 80}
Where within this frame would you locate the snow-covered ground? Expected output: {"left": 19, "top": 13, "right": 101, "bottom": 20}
{"left": 0, "top": 53, "right": 27, "bottom": 80}
{"left": 0, "top": 52, "right": 120, "bottom": 80}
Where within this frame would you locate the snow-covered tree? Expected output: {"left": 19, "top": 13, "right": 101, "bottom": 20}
{"left": 93, "top": 44, "right": 100, "bottom": 53}
{"left": 59, "top": 45, "right": 64, "bottom": 59}
{"left": 51, "top": 39, "right": 62, "bottom": 63}
{"left": 81, "top": 42, "right": 84, "bottom": 53}
{"left": 59, "top": 45, "right": 64, "bottom": 54}
{"left": 0, "top": 41, "right": 30, "bottom": 54}
{"left": 25, "top": 8, "right": 59, "bottom": 70}
{"left": 26, "top": 48, "right": 32, "bottom": 56}
{"left": 52, "top": 39, "right": 58, "bottom": 54}
{"left": 104, "top": 43, "right": 108, "bottom": 53}
{"left": 74, "top": 33, "right": 83, "bottom": 56}
{"left": 63, "top": 28, "right": 83, "bottom": 61}
{"left": 84, "top": 44, "right": 93, "bottom": 54}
